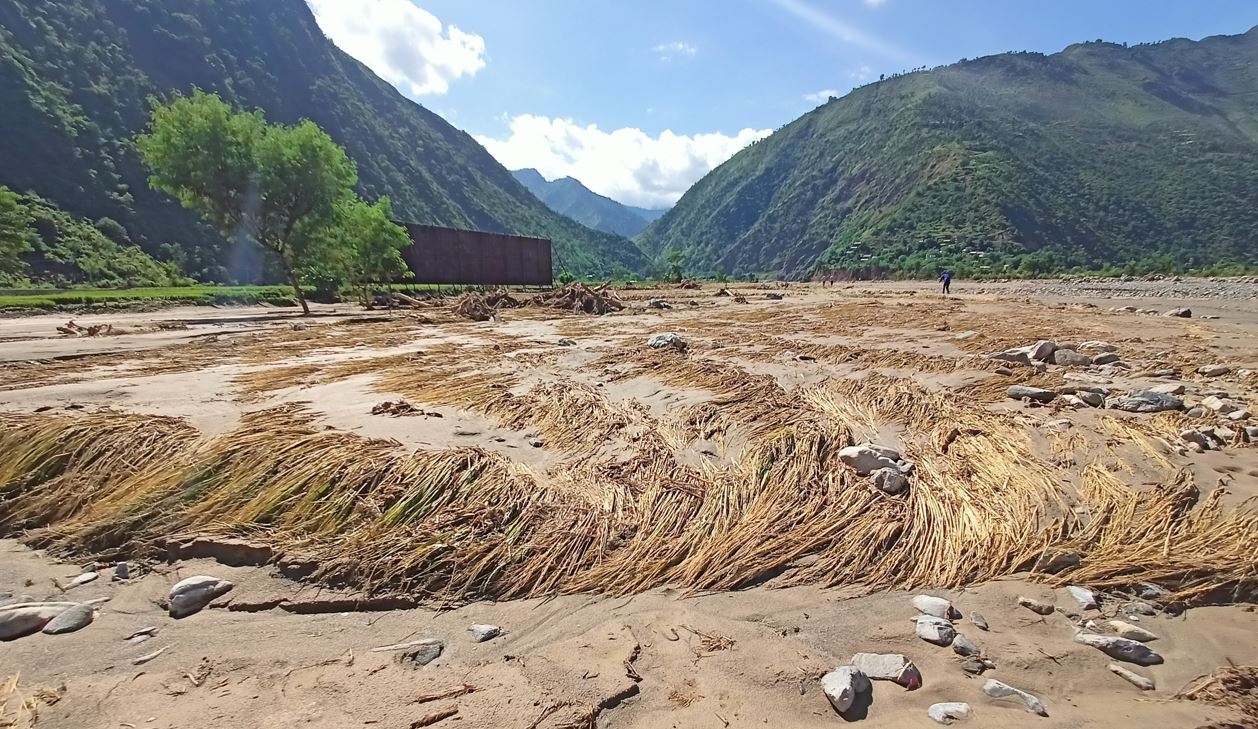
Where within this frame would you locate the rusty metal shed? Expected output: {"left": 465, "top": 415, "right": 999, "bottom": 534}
{"left": 398, "top": 224, "right": 553, "bottom": 286}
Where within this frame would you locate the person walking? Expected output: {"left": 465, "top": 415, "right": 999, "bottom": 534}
{"left": 939, "top": 270, "right": 952, "bottom": 295}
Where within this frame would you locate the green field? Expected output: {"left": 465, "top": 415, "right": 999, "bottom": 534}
{"left": 0, "top": 285, "right": 301, "bottom": 310}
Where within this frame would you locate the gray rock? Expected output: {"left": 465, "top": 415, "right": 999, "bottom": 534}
{"left": 1008, "top": 386, "right": 1056, "bottom": 403}
{"left": 1108, "top": 620, "right": 1157, "bottom": 642}
{"left": 1109, "top": 390, "right": 1182, "bottom": 413}
{"left": 556, "top": 338, "right": 577, "bottom": 347}
{"left": 648, "top": 299, "right": 672, "bottom": 310}
{"left": 1108, "top": 663, "right": 1155, "bottom": 691}
{"left": 1017, "top": 596, "right": 1055, "bottom": 615}
{"left": 1091, "top": 352, "right": 1122, "bottom": 365}
{"left": 0, "top": 602, "right": 77, "bottom": 640}
{"left": 1151, "top": 383, "right": 1186, "bottom": 395}
{"left": 850, "top": 653, "right": 921, "bottom": 688}
{"left": 969, "top": 612, "right": 989, "bottom": 631}
{"left": 989, "top": 348, "right": 1033, "bottom": 366}
{"left": 994, "top": 366, "right": 1014, "bottom": 376}
{"left": 911, "top": 595, "right": 956, "bottom": 620}
{"left": 168, "top": 575, "right": 234, "bottom": 619}
{"left": 1028, "top": 340, "right": 1058, "bottom": 361}
{"left": 951, "top": 633, "right": 981, "bottom": 657}
{"left": 983, "top": 679, "right": 1048, "bottom": 716}
{"left": 1066, "top": 586, "right": 1099, "bottom": 610}
{"left": 1077, "top": 391, "right": 1105, "bottom": 408}
{"left": 42, "top": 604, "right": 94, "bottom": 635}
{"left": 1052, "top": 349, "right": 1092, "bottom": 367}
{"left": 915, "top": 616, "right": 956, "bottom": 646}
{"left": 647, "top": 332, "right": 687, "bottom": 351}
{"left": 839, "top": 444, "right": 910, "bottom": 477}
{"left": 954, "top": 331, "right": 979, "bottom": 341}
{"left": 1125, "top": 601, "right": 1157, "bottom": 616}
{"left": 113, "top": 562, "right": 130, "bottom": 581}
{"left": 1201, "top": 395, "right": 1239, "bottom": 414}
{"left": 527, "top": 437, "right": 544, "bottom": 448}
{"left": 928, "top": 702, "right": 972, "bottom": 725}
{"left": 1181, "top": 429, "right": 1210, "bottom": 448}
{"left": 1247, "top": 426, "right": 1258, "bottom": 440}
{"left": 392, "top": 639, "right": 445, "bottom": 668}
{"left": 1164, "top": 307, "right": 1192, "bottom": 318}
{"left": 1197, "top": 364, "right": 1231, "bottom": 377}
{"left": 1079, "top": 341, "right": 1119, "bottom": 353}
{"left": 822, "top": 666, "right": 871, "bottom": 714}
{"left": 468, "top": 624, "right": 502, "bottom": 642}
{"left": 1033, "top": 550, "right": 1080, "bottom": 574}
{"left": 871, "top": 468, "right": 909, "bottom": 495}
{"left": 959, "top": 657, "right": 990, "bottom": 675}
{"left": 1227, "top": 409, "right": 1251, "bottom": 422}
{"left": 1186, "top": 407, "right": 1207, "bottom": 419}
{"left": 1073, "top": 633, "right": 1164, "bottom": 666}
{"left": 69, "top": 572, "right": 98, "bottom": 588}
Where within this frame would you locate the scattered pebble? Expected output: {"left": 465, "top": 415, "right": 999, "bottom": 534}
{"left": 915, "top": 616, "right": 957, "bottom": 646}
{"left": 951, "top": 633, "right": 980, "bottom": 657}
{"left": 928, "top": 702, "right": 972, "bottom": 725}
{"left": 1073, "top": 633, "right": 1164, "bottom": 666}
{"left": 983, "top": 679, "right": 1048, "bottom": 716}
{"left": 969, "top": 612, "right": 989, "bottom": 631}
{"left": 168, "top": 575, "right": 234, "bottom": 619}
{"left": 1017, "top": 596, "right": 1055, "bottom": 615}
{"left": 911, "top": 595, "right": 956, "bottom": 620}
{"left": 468, "top": 624, "right": 502, "bottom": 642}
{"left": 1108, "top": 620, "right": 1157, "bottom": 642}
{"left": 1066, "top": 586, "right": 1099, "bottom": 610}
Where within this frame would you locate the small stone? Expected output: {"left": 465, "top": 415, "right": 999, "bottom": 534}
{"left": 1008, "top": 386, "right": 1056, "bottom": 403}
{"left": 648, "top": 299, "right": 672, "bottom": 310}
{"left": 1017, "top": 596, "right": 1055, "bottom": 615}
{"left": 989, "top": 348, "right": 1033, "bottom": 366}
{"left": 1041, "top": 419, "right": 1073, "bottom": 431}
{"left": 1052, "top": 349, "right": 1092, "bottom": 367}
{"left": 168, "top": 575, "right": 234, "bottom": 619}
{"left": 527, "top": 438, "right": 544, "bottom": 448}
{"left": 1079, "top": 341, "right": 1119, "bottom": 353}
{"left": 113, "top": 562, "right": 130, "bottom": 581}
{"left": 1197, "top": 364, "right": 1231, "bottom": 377}
{"left": 1108, "top": 663, "right": 1155, "bottom": 691}
{"left": 928, "top": 702, "right": 972, "bottom": 725}
{"left": 911, "top": 595, "right": 957, "bottom": 620}
{"left": 1077, "top": 391, "right": 1104, "bottom": 407}
{"left": 1186, "top": 407, "right": 1206, "bottom": 418}
{"left": 850, "top": 653, "right": 922, "bottom": 689}
{"left": 556, "top": 338, "right": 577, "bottom": 347}
{"left": 392, "top": 639, "right": 445, "bottom": 668}
{"left": 969, "top": 612, "right": 989, "bottom": 631}
{"left": 959, "top": 657, "right": 989, "bottom": 675}
{"left": 838, "top": 444, "right": 907, "bottom": 477}
{"left": 468, "top": 624, "right": 502, "bottom": 642}
{"left": 1125, "top": 601, "right": 1157, "bottom": 616}
{"left": 915, "top": 616, "right": 956, "bottom": 646}
{"left": 647, "top": 332, "right": 687, "bottom": 351}
{"left": 1108, "top": 620, "right": 1157, "bottom": 642}
{"left": 1201, "top": 395, "right": 1239, "bottom": 414}
{"left": 1074, "top": 633, "right": 1164, "bottom": 666}
{"left": 1164, "top": 307, "right": 1192, "bottom": 318}
{"left": 954, "top": 331, "right": 979, "bottom": 341}
{"left": 0, "top": 602, "right": 78, "bottom": 640}
{"left": 1227, "top": 409, "right": 1251, "bottom": 422}
{"left": 42, "top": 604, "right": 94, "bottom": 634}
{"left": 1028, "top": 340, "right": 1057, "bottom": 361}
{"left": 1066, "top": 586, "right": 1099, "bottom": 610}
{"left": 951, "top": 633, "right": 980, "bottom": 657}
{"left": 994, "top": 366, "right": 1014, "bottom": 376}
{"left": 821, "top": 666, "right": 871, "bottom": 714}
{"left": 983, "top": 679, "right": 1048, "bottom": 716}
{"left": 871, "top": 468, "right": 909, "bottom": 495}
{"left": 1151, "top": 383, "right": 1186, "bottom": 395}
{"left": 69, "top": 572, "right": 98, "bottom": 588}
{"left": 1109, "top": 390, "right": 1182, "bottom": 413}
{"left": 1091, "top": 352, "right": 1122, "bottom": 365}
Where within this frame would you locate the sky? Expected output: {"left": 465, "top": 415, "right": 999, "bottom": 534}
{"left": 306, "top": 0, "right": 1257, "bottom": 209}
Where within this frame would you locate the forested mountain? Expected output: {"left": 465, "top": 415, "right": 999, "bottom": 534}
{"left": 0, "top": 0, "right": 647, "bottom": 283}
{"left": 512, "top": 169, "right": 667, "bottom": 238}
{"left": 637, "top": 27, "right": 1258, "bottom": 279}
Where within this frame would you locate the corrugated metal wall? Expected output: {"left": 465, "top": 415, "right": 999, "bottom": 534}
{"left": 399, "top": 224, "right": 553, "bottom": 286}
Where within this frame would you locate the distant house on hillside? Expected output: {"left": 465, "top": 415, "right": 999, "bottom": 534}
{"left": 397, "top": 224, "right": 553, "bottom": 286}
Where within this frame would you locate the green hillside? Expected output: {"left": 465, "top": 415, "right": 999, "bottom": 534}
{"left": 636, "top": 28, "right": 1258, "bottom": 279}
{"left": 512, "top": 169, "right": 666, "bottom": 238}
{"left": 0, "top": 0, "right": 647, "bottom": 282}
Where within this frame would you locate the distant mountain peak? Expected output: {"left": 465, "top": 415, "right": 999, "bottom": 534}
{"left": 512, "top": 169, "right": 669, "bottom": 238}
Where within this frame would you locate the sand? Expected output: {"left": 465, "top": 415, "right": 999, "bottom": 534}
{"left": 2, "top": 279, "right": 1256, "bottom": 728}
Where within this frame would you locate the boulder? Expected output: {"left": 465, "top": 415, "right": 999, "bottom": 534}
{"left": 1108, "top": 620, "right": 1157, "bottom": 642}
{"left": 647, "top": 333, "right": 687, "bottom": 351}
{"left": 42, "top": 603, "right": 95, "bottom": 635}
{"left": 1108, "top": 663, "right": 1155, "bottom": 691}
{"left": 1073, "top": 633, "right": 1163, "bottom": 666}
{"left": 1008, "top": 386, "right": 1056, "bottom": 403}
{"left": 821, "top": 666, "right": 871, "bottom": 714}
{"left": 1052, "top": 349, "right": 1092, "bottom": 367}
{"left": 928, "top": 703, "right": 972, "bottom": 726}
{"left": 983, "top": 679, "right": 1048, "bottom": 716}
{"left": 468, "top": 624, "right": 502, "bottom": 642}
{"left": 911, "top": 595, "right": 957, "bottom": 620}
{"left": 1028, "top": 340, "right": 1058, "bottom": 362}
{"left": 871, "top": 468, "right": 909, "bottom": 495}
{"left": 1108, "top": 390, "right": 1182, "bottom": 413}
{"left": 915, "top": 616, "right": 956, "bottom": 646}
{"left": 850, "top": 653, "right": 922, "bottom": 689}
{"left": 1164, "top": 307, "right": 1192, "bottom": 318}
{"left": 1197, "top": 364, "right": 1231, "bottom": 377}
{"left": 168, "top": 575, "right": 234, "bottom": 619}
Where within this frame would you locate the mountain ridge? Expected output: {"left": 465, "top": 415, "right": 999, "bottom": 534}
{"left": 637, "top": 25, "right": 1258, "bottom": 278}
{"left": 512, "top": 169, "right": 667, "bottom": 238}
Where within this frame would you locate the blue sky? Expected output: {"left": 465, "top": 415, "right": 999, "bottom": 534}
{"left": 307, "top": 0, "right": 1258, "bottom": 208}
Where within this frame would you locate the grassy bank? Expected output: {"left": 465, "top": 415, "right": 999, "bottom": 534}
{"left": 0, "top": 285, "right": 300, "bottom": 310}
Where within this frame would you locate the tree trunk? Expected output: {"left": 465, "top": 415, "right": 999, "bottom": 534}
{"left": 279, "top": 252, "right": 309, "bottom": 315}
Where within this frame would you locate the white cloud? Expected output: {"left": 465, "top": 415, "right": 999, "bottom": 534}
{"left": 652, "top": 41, "right": 698, "bottom": 61}
{"left": 768, "top": 0, "right": 917, "bottom": 64}
{"left": 476, "top": 116, "right": 771, "bottom": 209}
{"left": 804, "top": 89, "right": 839, "bottom": 103}
{"left": 306, "top": 0, "right": 486, "bottom": 97}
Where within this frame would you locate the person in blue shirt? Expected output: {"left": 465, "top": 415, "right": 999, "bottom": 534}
{"left": 939, "top": 271, "right": 952, "bottom": 294}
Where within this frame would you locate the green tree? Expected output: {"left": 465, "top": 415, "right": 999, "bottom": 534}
{"left": 137, "top": 92, "right": 357, "bottom": 313}
{"left": 305, "top": 197, "right": 410, "bottom": 305}
{"left": 664, "top": 249, "right": 685, "bottom": 283}
{"left": 0, "top": 187, "right": 36, "bottom": 283}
